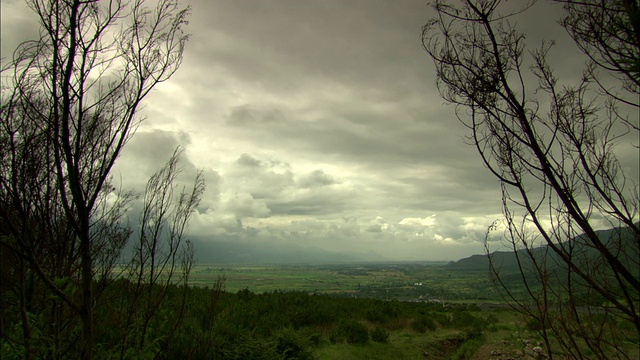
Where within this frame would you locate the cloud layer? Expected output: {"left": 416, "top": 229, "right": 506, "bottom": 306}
{"left": 2, "top": 0, "right": 637, "bottom": 261}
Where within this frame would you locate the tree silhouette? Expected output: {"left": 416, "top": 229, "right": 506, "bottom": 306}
{"left": 0, "top": 1, "right": 192, "bottom": 358}
{"left": 423, "top": 0, "right": 638, "bottom": 358}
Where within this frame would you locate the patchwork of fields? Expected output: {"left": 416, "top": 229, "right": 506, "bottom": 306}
{"left": 190, "top": 262, "right": 505, "bottom": 302}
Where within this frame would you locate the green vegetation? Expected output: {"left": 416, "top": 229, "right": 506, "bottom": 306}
{"left": 187, "top": 263, "right": 638, "bottom": 359}
{"left": 191, "top": 262, "right": 503, "bottom": 302}
{"left": 3, "top": 261, "right": 638, "bottom": 358}
{"left": 170, "top": 285, "right": 508, "bottom": 359}
{"left": 0, "top": 261, "right": 520, "bottom": 359}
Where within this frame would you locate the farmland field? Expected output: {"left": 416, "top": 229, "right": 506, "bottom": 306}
{"left": 190, "top": 262, "right": 506, "bottom": 303}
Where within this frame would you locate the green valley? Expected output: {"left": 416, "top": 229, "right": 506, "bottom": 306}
{"left": 191, "top": 262, "right": 503, "bottom": 303}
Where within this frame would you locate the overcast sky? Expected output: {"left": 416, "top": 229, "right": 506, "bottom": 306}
{"left": 2, "top": 0, "right": 637, "bottom": 261}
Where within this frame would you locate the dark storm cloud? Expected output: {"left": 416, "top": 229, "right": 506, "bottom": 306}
{"left": 109, "top": 129, "right": 212, "bottom": 203}
{"left": 188, "top": 0, "right": 432, "bottom": 93}
{"left": 2, "top": 0, "right": 636, "bottom": 260}
{"left": 150, "top": 0, "right": 528, "bottom": 258}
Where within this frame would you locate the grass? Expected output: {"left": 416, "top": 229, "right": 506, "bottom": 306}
{"left": 316, "top": 329, "right": 451, "bottom": 360}
{"left": 115, "top": 262, "right": 640, "bottom": 359}
{"left": 192, "top": 264, "right": 407, "bottom": 292}
{"left": 324, "top": 312, "right": 543, "bottom": 360}
{"left": 190, "top": 262, "right": 504, "bottom": 302}
{"left": 316, "top": 341, "right": 426, "bottom": 359}
{"left": 314, "top": 306, "right": 500, "bottom": 359}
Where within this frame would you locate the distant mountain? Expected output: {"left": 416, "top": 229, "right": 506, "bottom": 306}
{"left": 190, "top": 239, "right": 387, "bottom": 264}
{"left": 449, "top": 224, "right": 639, "bottom": 272}
{"left": 447, "top": 250, "right": 525, "bottom": 270}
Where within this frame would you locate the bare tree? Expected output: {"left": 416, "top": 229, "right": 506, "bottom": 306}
{"left": 110, "top": 149, "right": 204, "bottom": 359}
{"left": 423, "top": 0, "right": 639, "bottom": 358}
{"left": 558, "top": 0, "right": 639, "bottom": 109}
{"left": 0, "top": 0, "right": 190, "bottom": 358}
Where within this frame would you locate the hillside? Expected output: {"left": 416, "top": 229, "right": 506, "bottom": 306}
{"left": 448, "top": 224, "right": 639, "bottom": 271}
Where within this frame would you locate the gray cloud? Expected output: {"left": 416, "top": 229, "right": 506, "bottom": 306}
{"left": 111, "top": 130, "right": 197, "bottom": 189}
{"left": 297, "top": 170, "right": 336, "bottom": 188}
{"left": 2, "top": 0, "right": 636, "bottom": 261}
{"left": 0, "top": 1, "right": 40, "bottom": 59}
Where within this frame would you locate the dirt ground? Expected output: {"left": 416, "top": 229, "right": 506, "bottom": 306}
{"left": 471, "top": 340, "right": 544, "bottom": 360}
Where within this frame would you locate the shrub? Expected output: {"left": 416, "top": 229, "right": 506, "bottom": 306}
{"left": 330, "top": 320, "right": 369, "bottom": 344}
{"left": 364, "top": 300, "right": 400, "bottom": 324}
{"left": 365, "top": 308, "right": 387, "bottom": 323}
{"left": 273, "top": 328, "right": 316, "bottom": 360}
{"left": 526, "top": 317, "right": 543, "bottom": 331}
{"left": 328, "top": 330, "right": 341, "bottom": 345}
{"left": 432, "top": 313, "right": 451, "bottom": 327}
{"left": 371, "top": 327, "right": 390, "bottom": 343}
{"left": 411, "top": 316, "right": 436, "bottom": 333}
{"left": 216, "top": 336, "right": 279, "bottom": 360}
{"left": 381, "top": 300, "right": 400, "bottom": 319}
{"left": 451, "top": 310, "right": 484, "bottom": 332}
{"left": 450, "top": 338, "right": 485, "bottom": 360}
{"left": 291, "top": 306, "right": 335, "bottom": 328}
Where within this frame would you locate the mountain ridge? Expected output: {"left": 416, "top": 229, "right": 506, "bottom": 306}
{"left": 448, "top": 224, "right": 639, "bottom": 271}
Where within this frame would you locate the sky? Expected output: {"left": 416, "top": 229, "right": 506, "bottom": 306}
{"left": 1, "top": 0, "right": 638, "bottom": 262}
